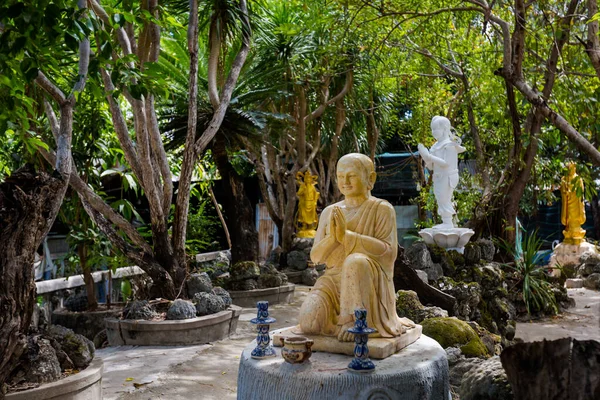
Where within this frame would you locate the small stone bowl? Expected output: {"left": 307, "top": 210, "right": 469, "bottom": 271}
{"left": 279, "top": 336, "right": 314, "bottom": 364}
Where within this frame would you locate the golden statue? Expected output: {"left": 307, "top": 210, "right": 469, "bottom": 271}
{"left": 296, "top": 170, "right": 320, "bottom": 238}
{"left": 561, "top": 162, "right": 586, "bottom": 245}
{"left": 297, "top": 154, "right": 416, "bottom": 342}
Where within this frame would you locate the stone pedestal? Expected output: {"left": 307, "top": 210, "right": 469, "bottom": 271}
{"left": 237, "top": 335, "right": 449, "bottom": 400}
{"left": 549, "top": 241, "right": 597, "bottom": 277}
{"left": 272, "top": 325, "right": 422, "bottom": 359}
{"left": 419, "top": 227, "right": 474, "bottom": 254}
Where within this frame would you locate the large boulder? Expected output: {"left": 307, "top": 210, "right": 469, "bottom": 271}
{"left": 578, "top": 252, "right": 600, "bottom": 278}
{"left": 477, "top": 239, "right": 496, "bottom": 262}
{"left": 166, "top": 299, "right": 197, "bottom": 320}
{"left": 23, "top": 337, "right": 62, "bottom": 384}
{"left": 421, "top": 317, "right": 489, "bottom": 358}
{"left": 287, "top": 250, "right": 309, "bottom": 270}
{"left": 583, "top": 273, "right": 600, "bottom": 290}
{"left": 438, "top": 277, "right": 481, "bottom": 320}
{"left": 396, "top": 290, "right": 448, "bottom": 324}
{"left": 187, "top": 272, "right": 213, "bottom": 297}
{"left": 230, "top": 261, "right": 261, "bottom": 281}
{"left": 302, "top": 268, "right": 319, "bottom": 286}
{"left": 258, "top": 262, "right": 289, "bottom": 288}
{"left": 229, "top": 279, "right": 258, "bottom": 291}
{"left": 122, "top": 300, "right": 157, "bottom": 320}
{"left": 193, "top": 292, "right": 227, "bottom": 316}
{"left": 446, "top": 347, "right": 485, "bottom": 392}
{"left": 459, "top": 356, "right": 512, "bottom": 400}
{"left": 48, "top": 325, "right": 94, "bottom": 369}
{"left": 212, "top": 251, "right": 231, "bottom": 277}
{"left": 406, "top": 242, "right": 434, "bottom": 271}
{"left": 211, "top": 287, "right": 232, "bottom": 306}
{"left": 464, "top": 243, "right": 482, "bottom": 265}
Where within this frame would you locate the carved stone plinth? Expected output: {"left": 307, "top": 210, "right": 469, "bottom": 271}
{"left": 418, "top": 227, "right": 474, "bottom": 254}
{"left": 273, "top": 324, "right": 423, "bottom": 360}
{"left": 237, "top": 335, "right": 450, "bottom": 400}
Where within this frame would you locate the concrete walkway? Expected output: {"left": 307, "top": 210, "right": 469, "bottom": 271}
{"left": 97, "top": 286, "right": 599, "bottom": 399}
{"left": 515, "top": 288, "right": 600, "bottom": 342}
{"left": 97, "top": 286, "right": 309, "bottom": 399}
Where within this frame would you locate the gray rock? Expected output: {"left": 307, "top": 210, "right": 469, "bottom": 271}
{"left": 459, "top": 356, "right": 512, "bottom": 400}
{"left": 438, "top": 277, "right": 481, "bottom": 320}
{"left": 48, "top": 325, "right": 94, "bottom": 369}
{"left": 449, "top": 356, "right": 485, "bottom": 391}
{"left": 427, "top": 263, "right": 444, "bottom": 282}
{"left": 260, "top": 262, "right": 279, "bottom": 275}
{"left": 315, "top": 263, "right": 326, "bottom": 271}
{"left": 122, "top": 300, "right": 156, "bottom": 320}
{"left": 406, "top": 242, "right": 434, "bottom": 271}
{"left": 268, "top": 246, "right": 284, "bottom": 266}
{"left": 464, "top": 243, "right": 482, "bottom": 265}
{"left": 416, "top": 269, "right": 429, "bottom": 284}
{"left": 287, "top": 250, "right": 309, "bottom": 270}
{"left": 211, "top": 287, "right": 232, "bottom": 306}
{"left": 445, "top": 347, "right": 463, "bottom": 364}
{"left": 187, "top": 272, "right": 213, "bottom": 297}
{"left": 213, "top": 251, "right": 231, "bottom": 275}
{"left": 193, "top": 292, "right": 227, "bottom": 316}
{"left": 477, "top": 239, "right": 496, "bottom": 262}
{"left": 229, "top": 279, "right": 258, "bottom": 291}
{"left": 166, "top": 299, "right": 197, "bottom": 320}
{"left": 258, "top": 273, "right": 285, "bottom": 288}
{"left": 302, "top": 268, "right": 319, "bottom": 286}
{"left": 25, "top": 337, "right": 62, "bottom": 384}
{"left": 64, "top": 291, "right": 88, "bottom": 312}
{"left": 230, "top": 261, "right": 261, "bottom": 281}
{"left": 583, "top": 273, "right": 600, "bottom": 290}
{"left": 292, "top": 237, "right": 314, "bottom": 251}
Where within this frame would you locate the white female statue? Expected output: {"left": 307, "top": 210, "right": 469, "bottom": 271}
{"left": 418, "top": 116, "right": 466, "bottom": 229}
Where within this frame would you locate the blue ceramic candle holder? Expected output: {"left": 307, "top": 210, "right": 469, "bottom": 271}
{"left": 347, "top": 308, "right": 377, "bottom": 373}
{"left": 250, "top": 301, "right": 277, "bottom": 359}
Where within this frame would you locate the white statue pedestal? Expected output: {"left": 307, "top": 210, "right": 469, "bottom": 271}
{"left": 237, "top": 334, "right": 450, "bottom": 400}
{"left": 549, "top": 241, "right": 597, "bottom": 277}
{"left": 272, "top": 325, "right": 422, "bottom": 359}
{"left": 418, "top": 227, "right": 475, "bottom": 254}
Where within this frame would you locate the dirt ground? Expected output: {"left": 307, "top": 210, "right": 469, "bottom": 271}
{"left": 96, "top": 286, "right": 600, "bottom": 400}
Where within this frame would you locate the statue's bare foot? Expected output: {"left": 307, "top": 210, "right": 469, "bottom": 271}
{"left": 336, "top": 322, "right": 355, "bottom": 342}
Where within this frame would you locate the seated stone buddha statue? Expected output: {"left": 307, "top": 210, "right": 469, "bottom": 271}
{"left": 297, "top": 153, "right": 415, "bottom": 342}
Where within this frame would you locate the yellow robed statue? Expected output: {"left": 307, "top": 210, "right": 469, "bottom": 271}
{"left": 296, "top": 170, "right": 320, "bottom": 238}
{"left": 561, "top": 162, "right": 586, "bottom": 245}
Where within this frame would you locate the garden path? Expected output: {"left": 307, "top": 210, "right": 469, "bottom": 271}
{"left": 97, "top": 287, "right": 599, "bottom": 399}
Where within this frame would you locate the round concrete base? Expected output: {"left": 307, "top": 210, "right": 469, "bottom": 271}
{"left": 105, "top": 305, "right": 241, "bottom": 346}
{"left": 237, "top": 335, "right": 449, "bottom": 400}
{"left": 6, "top": 358, "right": 103, "bottom": 400}
{"left": 229, "top": 284, "right": 295, "bottom": 308}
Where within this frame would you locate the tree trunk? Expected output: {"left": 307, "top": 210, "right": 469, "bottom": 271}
{"left": 0, "top": 166, "right": 68, "bottom": 390}
{"left": 79, "top": 245, "right": 98, "bottom": 311}
{"left": 212, "top": 136, "right": 258, "bottom": 264}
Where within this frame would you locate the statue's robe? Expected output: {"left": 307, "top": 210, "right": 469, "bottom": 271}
{"left": 298, "top": 196, "right": 414, "bottom": 337}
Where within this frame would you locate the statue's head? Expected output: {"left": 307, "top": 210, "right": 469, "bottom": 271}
{"left": 567, "top": 162, "right": 577, "bottom": 176}
{"left": 431, "top": 116, "right": 451, "bottom": 140}
{"left": 336, "top": 153, "right": 376, "bottom": 198}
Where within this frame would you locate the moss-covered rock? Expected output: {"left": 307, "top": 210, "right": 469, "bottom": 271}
{"left": 396, "top": 290, "right": 448, "bottom": 323}
{"left": 464, "top": 243, "right": 482, "bottom": 265}
{"left": 421, "top": 317, "right": 489, "bottom": 358}
{"left": 230, "top": 261, "right": 260, "bottom": 281}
